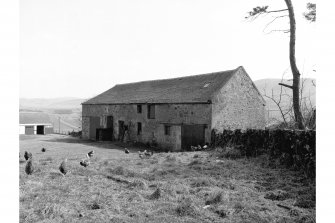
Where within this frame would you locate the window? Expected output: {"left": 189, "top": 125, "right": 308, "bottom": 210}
{"left": 137, "top": 122, "right": 142, "bottom": 135}
{"left": 137, "top": 105, "right": 142, "bottom": 113}
{"left": 147, "top": 104, "right": 155, "bottom": 119}
{"left": 164, "top": 125, "right": 171, "bottom": 136}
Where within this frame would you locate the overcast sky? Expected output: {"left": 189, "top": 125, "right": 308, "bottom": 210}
{"left": 20, "top": 0, "right": 316, "bottom": 99}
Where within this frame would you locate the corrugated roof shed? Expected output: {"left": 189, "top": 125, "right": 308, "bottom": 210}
{"left": 83, "top": 67, "right": 240, "bottom": 105}
{"left": 19, "top": 112, "right": 52, "bottom": 124}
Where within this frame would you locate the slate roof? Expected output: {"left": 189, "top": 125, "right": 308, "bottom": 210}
{"left": 19, "top": 112, "right": 52, "bottom": 125}
{"left": 83, "top": 67, "right": 242, "bottom": 105}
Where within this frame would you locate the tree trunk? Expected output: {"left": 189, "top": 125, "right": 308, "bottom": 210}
{"left": 284, "top": 0, "right": 305, "bottom": 129}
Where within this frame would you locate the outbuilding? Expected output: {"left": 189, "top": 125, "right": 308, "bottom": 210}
{"left": 82, "top": 66, "right": 266, "bottom": 151}
{"left": 19, "top": 112, "right": 54, "bottom": 135}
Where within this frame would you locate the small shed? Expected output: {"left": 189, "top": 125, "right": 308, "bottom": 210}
{"left": 19, "top": 112, "right": 53, "bottom": 135}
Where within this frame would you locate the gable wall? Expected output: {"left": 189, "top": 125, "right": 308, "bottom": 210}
{"left": 211, "top": 68, "right": 266, "bottom": 131}
{"left": 82, "top": 103, "right": 212, "bottom": 151}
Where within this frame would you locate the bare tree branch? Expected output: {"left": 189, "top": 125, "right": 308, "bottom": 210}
{"left": 263, "top": 94, "right": 289, "bottom": 126}
{"left": 264, "top": 29, "right": 290, "bottom": 34}
{"left": 263, "top": 15, "right": 289, "bottom": 33}
{"left": 278, "top": 83, "right": 293, "bottom": 89}
{"left": 267, "top": 9, "right": 289, "bottom": 13}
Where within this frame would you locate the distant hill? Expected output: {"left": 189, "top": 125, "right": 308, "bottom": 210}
{"left": 19, "top": 79, "right": 316, "bottom": 126}
{"left": 20, "top": 97, "right": 87, "bottom": 109}
{"left": 19, "top": 97, "right": 85, "bottom": 132}
{"left": 19, "top": 112, "right": 52, "bottom": 124}
{"left": 254, "top": 78, "right": 316, "bottom": 123}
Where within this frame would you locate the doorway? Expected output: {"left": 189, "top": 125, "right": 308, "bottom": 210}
{"left": 89, "top": 117, "right": 101, "bottom": 140}
{"left": 25, "top": 126, "right": 34, "bottom": 135}
{"left": 36, "top": 125, "right": 44, "bottom": 135}
{"left": 181, "top": 124, "right": 205, "bottom": 151}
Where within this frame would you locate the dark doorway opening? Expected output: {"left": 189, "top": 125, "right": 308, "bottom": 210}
{"left": 96, "top": 115, "right": 114, "bottom": 141}
{"left": 181, "top": 124, "right": 205, "bottom": 151}
{"left": 36, "top": 125, "right": 44, "bottom": 135}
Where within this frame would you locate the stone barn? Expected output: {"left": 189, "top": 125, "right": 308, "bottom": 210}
{"left": 81, "top": 66, "right": 266, "bottom": 151}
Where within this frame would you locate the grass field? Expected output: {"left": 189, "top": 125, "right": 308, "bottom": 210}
{"left": 19, "top": 135, "right": 315, "bottom": 223}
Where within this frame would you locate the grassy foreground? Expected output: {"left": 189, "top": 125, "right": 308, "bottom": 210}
{"left": 19, "top": 135, "right": 315, "bottom": 223}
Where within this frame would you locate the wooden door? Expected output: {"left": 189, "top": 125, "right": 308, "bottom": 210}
{"left": 25, "top": 126, "right": 34, "bottom": 135}
{"left": 89, "top": 117, "right": 101, "bottom": 140}
{"left": 181, "top": 125, "right": 205, "bottom": 151}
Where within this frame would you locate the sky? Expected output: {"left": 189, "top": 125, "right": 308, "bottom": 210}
{"left": 19, "top": 0, "right": 316, "bottom": 99}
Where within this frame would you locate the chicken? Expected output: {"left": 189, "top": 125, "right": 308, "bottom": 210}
{"left": 144, "top": 150, "right": 153, "bottom": 157}
{"left": 59, "top": 159, "right": 68, "bottom": 175}
{"left": 138, "top": 150, "right": 153, "bottom": 158}
{"left": 190, "top": 146, "right": 197, "bottom": 151}
{"left": 87, "top": 150, "right": 94, "bottom": 159}
{"left": 24, "top": 151, "right": 32, "bottom": 161}
{"left": 125, "top": 148, "right": 130, "bottom": 154}
{"left": 80, "top": 159, "right": 90, "bottom": 167}
{"left": 25, "top": 158, "right": 34, "bottom": 175}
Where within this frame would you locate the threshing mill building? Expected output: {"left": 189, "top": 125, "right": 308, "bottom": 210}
{"left": 81, "top": 66, "right": 266, "bottom": 151}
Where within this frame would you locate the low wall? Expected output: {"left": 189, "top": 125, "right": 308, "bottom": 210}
{"left": 211, "top": 129, "right": 316, "bottom": 177}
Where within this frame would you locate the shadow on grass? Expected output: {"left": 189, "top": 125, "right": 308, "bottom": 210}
{"left": 41, "top": 136, "right": 125, "bottom": 151}
{"left": 41, "top": 135, "right": 168, "bottom": 153}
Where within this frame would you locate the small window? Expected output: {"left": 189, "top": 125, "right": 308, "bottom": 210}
{"left": 147, "top": 104, "right": 155, "bottom": 119}
{"left": 164, "top": 125, "right": 171, "bottom": 136}
{"left": 137, "top": 122, "right": 142, "bottom": 135}
{"left": 137, "top": 105, "right": 142, "bottom": 113}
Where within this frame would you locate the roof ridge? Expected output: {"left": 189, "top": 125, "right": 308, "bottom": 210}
{"left": 83, "top": 67, "right": 241, "bottom": 105}
{"left": 115, "top": 67, "right": 239, "bottom": 87}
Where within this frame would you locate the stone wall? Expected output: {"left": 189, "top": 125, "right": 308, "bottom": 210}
{"left": 211, "top": 67, "right": 266, "bottom": 131}
{"left": 82, "top": 103, "right": 212, "bottom": 151}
